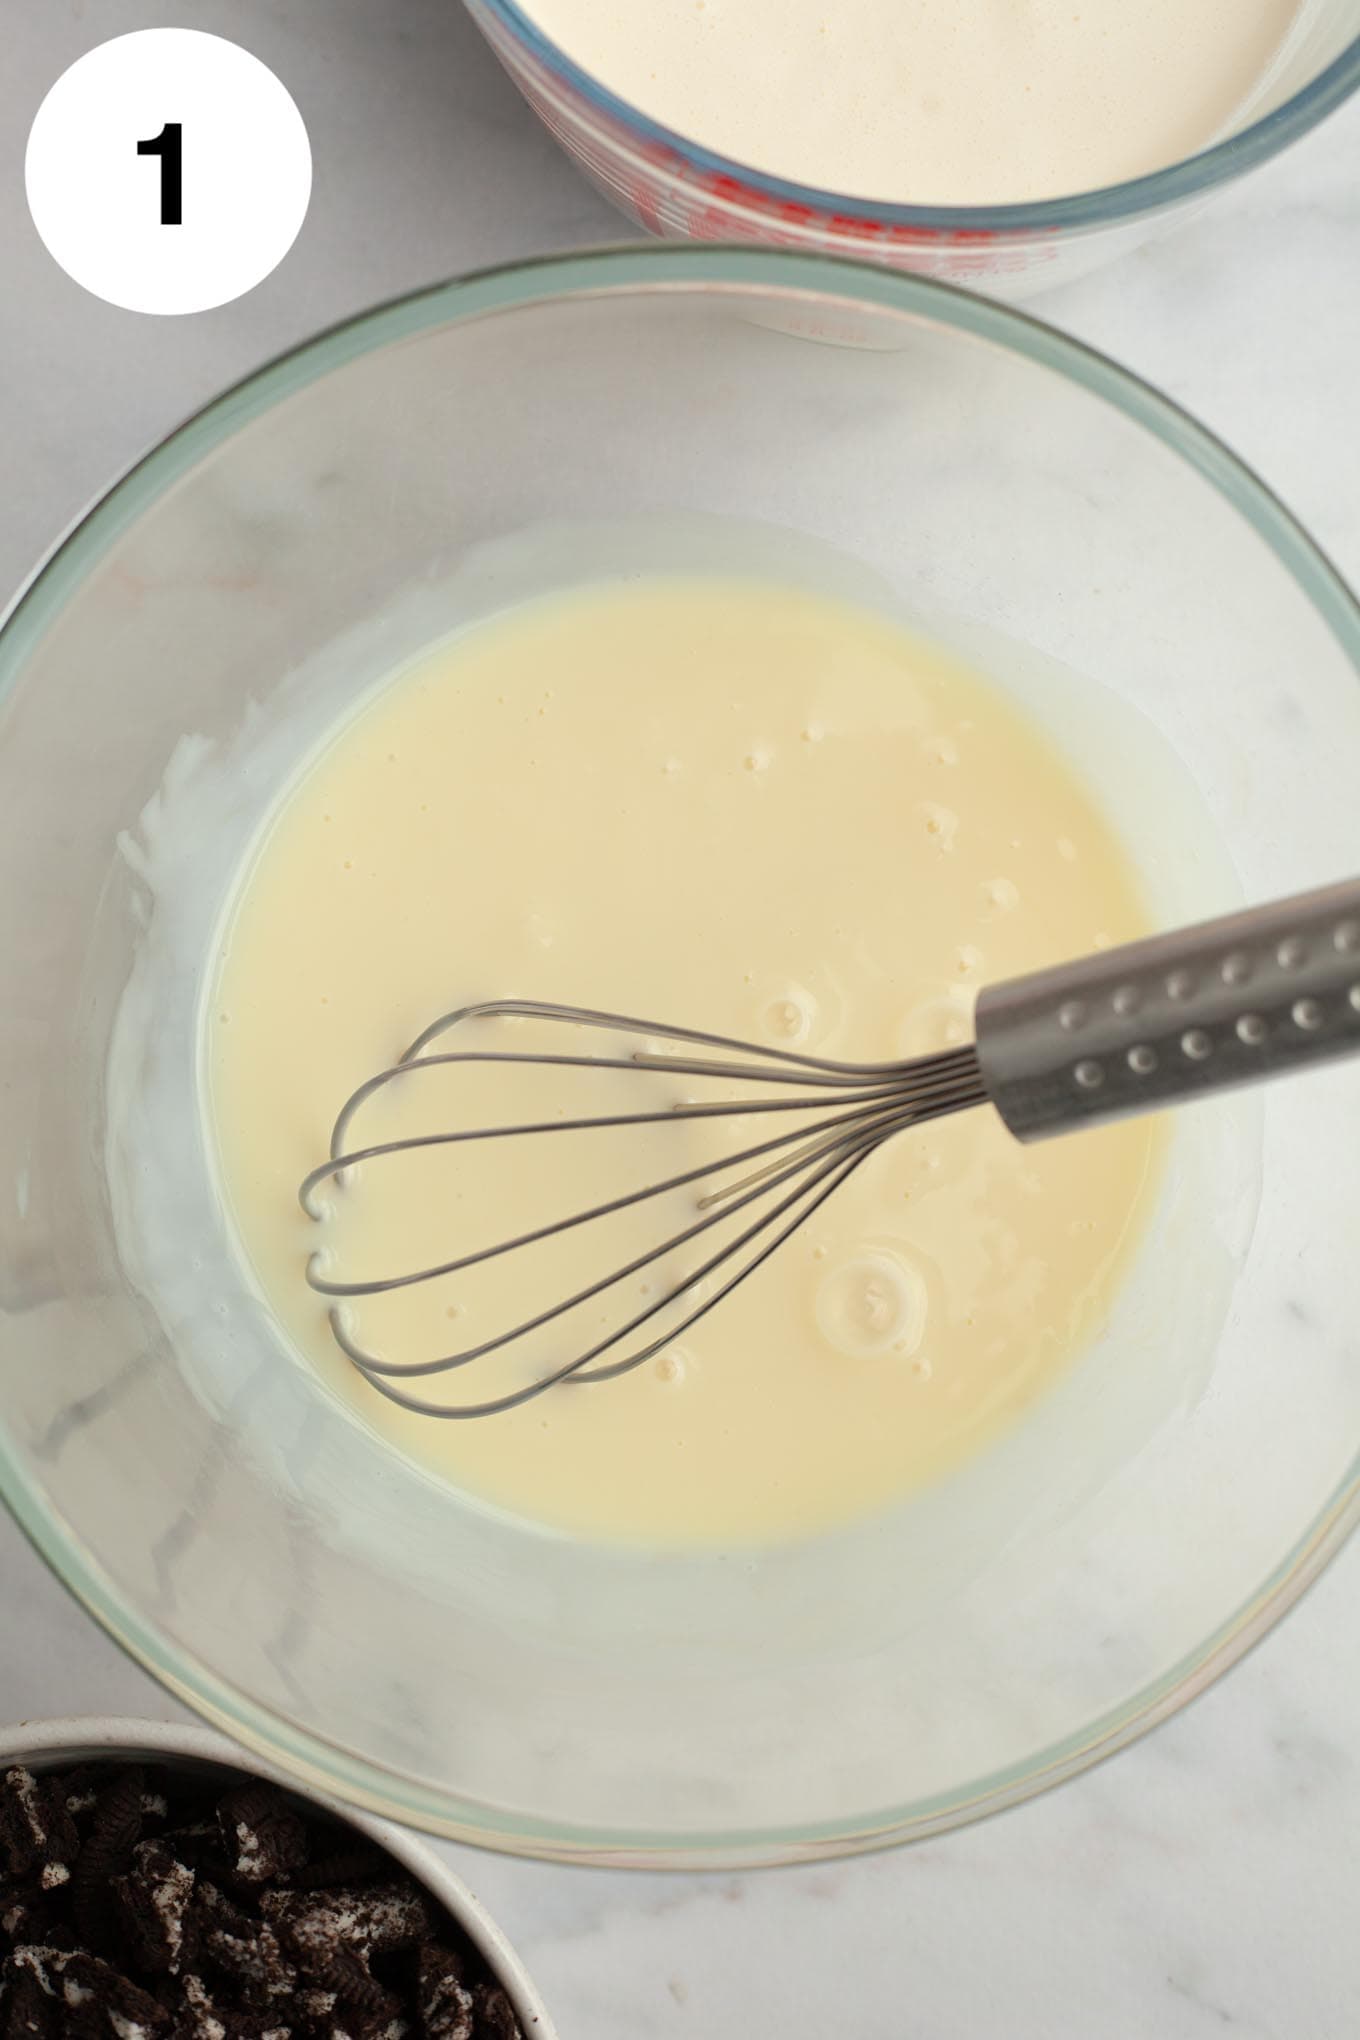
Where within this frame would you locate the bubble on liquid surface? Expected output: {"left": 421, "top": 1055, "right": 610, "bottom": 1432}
{"left": 920, "top": 803, "right": 959, "bottom": 851}
{"left": 899, "top": 987, "right": 976, "bottom": 1058}
{"left": 759, "top": 982, "right": 817, "bottom": 1046}
{"left": 981, "top": 877, "right": 1021, "bottom": 914}
{"left": 816, "top": 1250, "right": 928, "bottom": 1361}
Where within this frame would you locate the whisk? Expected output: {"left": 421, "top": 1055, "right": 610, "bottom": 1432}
{"left": 301, "top": 879, "right": 1360, "bottom": 1417}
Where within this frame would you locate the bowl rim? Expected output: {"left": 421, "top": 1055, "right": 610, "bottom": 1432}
{"left": 471, "top": 0, "right": 1360, "bottom": 234}
{"left": 1, "top": 242, "right": 1359, "bottom": 1867}
{"left": 0, "top": 1714, "right": 557, "bottom": 2033}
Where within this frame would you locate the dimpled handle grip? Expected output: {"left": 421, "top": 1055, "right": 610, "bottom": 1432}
{"left": 975, "top": 879, "right": 1360, "bottom": 1143}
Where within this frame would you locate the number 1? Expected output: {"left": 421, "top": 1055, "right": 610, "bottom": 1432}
{"left": 137, "top": 122, "right": 183, "bottom": 226}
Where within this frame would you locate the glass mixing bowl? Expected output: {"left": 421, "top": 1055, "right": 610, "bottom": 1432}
{"left": 2, "top": 247, "right": 1359, "bottom": 1866}
{"left": 466, "top": 0, "right": 1360, "bottom": 294}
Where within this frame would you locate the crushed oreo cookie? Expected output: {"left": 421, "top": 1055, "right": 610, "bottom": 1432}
{"left": 0, "top": 1761, "right": 528, "bottom": 2039}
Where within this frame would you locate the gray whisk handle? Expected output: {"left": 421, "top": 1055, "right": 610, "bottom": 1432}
{"left": 975, "top": 878, "right": 1360, "bottom": 1141}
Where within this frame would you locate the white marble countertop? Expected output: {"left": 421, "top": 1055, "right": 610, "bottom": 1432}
{"left": 3, "top": 4, "right": 1360, "bottom": 2035}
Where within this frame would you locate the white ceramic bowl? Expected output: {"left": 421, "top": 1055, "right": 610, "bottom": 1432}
{"left": 0, "top": 1715, "right": 556, "bottom": 2037}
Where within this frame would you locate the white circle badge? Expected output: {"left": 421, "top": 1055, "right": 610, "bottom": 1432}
{"left": 26, "top": 29, "right": 312, "bottom": 315}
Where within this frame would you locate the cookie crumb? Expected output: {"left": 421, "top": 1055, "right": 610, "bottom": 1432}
{"left": 0, "top": 1760, "right": 527, "bottom": 2038}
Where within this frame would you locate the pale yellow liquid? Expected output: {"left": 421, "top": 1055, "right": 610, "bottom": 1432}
{"left": 520, "top": 0, "right": 1300, "bottom": 204}
{"left": 208, "top": 580, "right": 1164, "bottom": 1545}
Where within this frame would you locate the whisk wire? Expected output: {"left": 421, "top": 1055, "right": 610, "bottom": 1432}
{"left": 322, "top": 1000, "right": 914, "bottom": 1165}
{"left": 330, "top": 1093, "right": 921, "bottom": 1383}
{"left": 306, "top": 1087, "right": 923, "bottom": 1301}
{"left": 399, "top": 998, "right": 916, "bottom": 1078}
{"left": 339, "top": 1131, "right": 888, "bottom": 1420}
{"left": 303, "top": 1000, "right": 987, "bottom": 1417}
{"left": 299, "top": 1077, "right": 924, "bottom": 1221}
